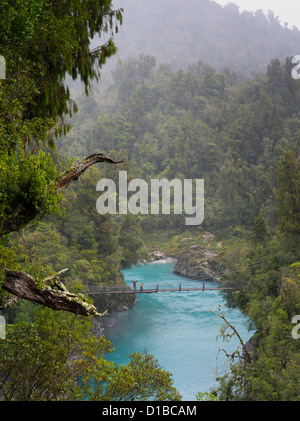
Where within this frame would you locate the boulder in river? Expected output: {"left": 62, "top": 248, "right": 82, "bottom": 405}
{"left": 174, "top": 246, "right": 226, "bottom": 281}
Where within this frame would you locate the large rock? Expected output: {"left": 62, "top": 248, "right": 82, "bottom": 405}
{"left": 149, "top": 250, "right": 175, "bottom": 263}
{"left": 174, "top": 246, "right": 226, "bottom": 281}
{"left": 151, "top": 250, "right": 167, "bottom": 261}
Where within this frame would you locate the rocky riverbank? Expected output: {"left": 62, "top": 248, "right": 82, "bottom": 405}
{"left": 149, "top": 233, "right": 226, "bottom": 282}
{"left": 173, "top": 244, "right": 226, "bottom": 282}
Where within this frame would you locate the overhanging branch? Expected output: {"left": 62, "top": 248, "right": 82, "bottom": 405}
{"left": 0, "top": 153, "right": 123, "bottom": 238}
{"left": 56, "top": 153, "right": 124, "bottom": 191}
{"left": 0, "top": 152, "right": 123, "bottom": 315}
{"left": 3, "top": 268, "right": 101, "bottom": 317}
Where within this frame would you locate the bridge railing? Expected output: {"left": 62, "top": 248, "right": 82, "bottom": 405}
{"left": 84, "top": 282, "right": 238, "bottom": 294}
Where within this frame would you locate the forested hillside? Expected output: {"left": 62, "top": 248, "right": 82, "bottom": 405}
{"left": 59, "top": 54, "right": 299, "bottom": 235}
{"left": 0, "top": 0, "right": 299, "bottom": 402}
{"left": 101, "top": 0, "right": 300, "bottom": 74}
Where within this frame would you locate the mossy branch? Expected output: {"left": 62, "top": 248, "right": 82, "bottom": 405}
{"left": 55, "top": 152, "right": 124, "bottom": 191}
{"left": 2, "top": 268, "right": 102, "bottom": 317}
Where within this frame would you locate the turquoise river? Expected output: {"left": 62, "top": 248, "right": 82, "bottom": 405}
{"left": 103, "top": 261, "right": 252, "bottom": 401}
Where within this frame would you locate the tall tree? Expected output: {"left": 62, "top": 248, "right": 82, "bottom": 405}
{"left": 251, "top": 211, "right": 269, "bottom": 245}
{"left": 275, "top": 151, "right": 300, "bottom": 239}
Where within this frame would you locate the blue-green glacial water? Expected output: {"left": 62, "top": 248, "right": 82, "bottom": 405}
{"left": 103, "top": 261, "right": 252, "bottom": 401}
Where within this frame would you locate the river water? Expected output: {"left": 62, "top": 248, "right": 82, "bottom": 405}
{"left": 103, "top": 261, "right": 252, "bottom": 401}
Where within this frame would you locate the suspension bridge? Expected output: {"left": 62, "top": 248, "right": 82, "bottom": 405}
{"left": 84, "top": 282, "right": 239, "bottom": 295}
{"left": 82, "top": 253, "right": 271, "bottom": 296}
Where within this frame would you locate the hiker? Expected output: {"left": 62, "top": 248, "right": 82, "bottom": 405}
{"left": 132, "top": 280, "right": 137, "bottom": 289}
{"left": 140, "top": 282, "right": 144, "bottom": 291}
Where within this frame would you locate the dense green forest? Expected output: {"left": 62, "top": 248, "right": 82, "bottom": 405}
{"left": 101, "top": 0, "right": 300, "bottom": 74}
{"left": 59, "top": 54, "right": 299, "bottom": 235}
{"left": 0, "top": 0, "right": 299, "bottom": 402}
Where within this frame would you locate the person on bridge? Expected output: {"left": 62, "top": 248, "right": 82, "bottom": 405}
{"left": 131, "top": 280, "right": 137, "bottom": 289}
{"left": 140, "top": 282, "right": 144, "bottom": 291}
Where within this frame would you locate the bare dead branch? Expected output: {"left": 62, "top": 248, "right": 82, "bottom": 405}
{"left": 55, "top": 153, "right": 124, "bottom": 191}
{"left": 210, "top": 308, "right": 252, "bottom": 364}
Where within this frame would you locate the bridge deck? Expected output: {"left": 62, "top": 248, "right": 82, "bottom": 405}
{"left": 85, "top": 285, "right": 238, "bottom": 295}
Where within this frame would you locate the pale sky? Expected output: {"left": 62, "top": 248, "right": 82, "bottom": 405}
{"left": 215, "top": 0, "right": 300, "bottom": 29}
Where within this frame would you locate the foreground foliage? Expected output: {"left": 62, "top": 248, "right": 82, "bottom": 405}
{"left": 0, "top": 307, "right": 180, "bottom": 401}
